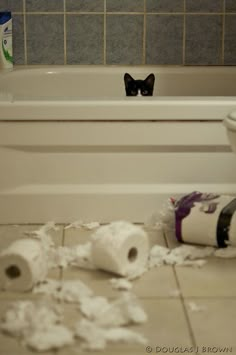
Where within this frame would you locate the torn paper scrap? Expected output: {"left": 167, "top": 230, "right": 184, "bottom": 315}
{"left": 75, "top": 318, "right": 106, "bottom": 350}
{"left": 214, "top": 246, "right": 236, "bottom": 258}
{"left": 188, "top": 302, "right": 207, "bottom": 312}
{"left": 79, "top": 296, "right": 110, "bottom": 319}
{"left": 0, "top": 300, "right": 62, "bottom": 338}
{"left": 148, "top": 244, "right": 214, "bottom": 268}
{"left": 64, "top": 221, "right": 100, "bottom": 230}
{"left": 71, "top": 242, "right": 95, "bottom": 270}
{"left": 75, "top": 318, "right": 147, "bottom": 351}
{"left": 0, "top": 300, "right": 74, "bottom": 351}
{"left": 80, "top": 292, "right": 147, "bottom": 328}
{"left": 25, "top": 324, "right": 74, "bottom": 351}
{"left": 34, "top": 279, "right": 93, "bottom": 303}
{"left": 110, "top": 278, "right": 133, "bottom": 291}
{"left": 24, "top": 222, "right": 56, "bottom": 252}
{"left": 48, "top": 242, "right": 95, "bottom": 270}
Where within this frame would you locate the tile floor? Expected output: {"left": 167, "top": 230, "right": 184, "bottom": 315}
{"left": 0, "top": 224, "right": 236, "bottom": 355}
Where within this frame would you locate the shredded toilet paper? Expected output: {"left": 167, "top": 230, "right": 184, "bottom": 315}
{"left": 71, "top": 242, "right": 95, "bottom": 270}
{"left": 0, "top": 289, "right": 148, "bottom": 352}
{"left": 0, "top": 300, "right": 74, "bottom": 351}
{"left": 79, "top": 292, "right": 147, "bottom": 327}
{"left": 75, "top": 292, "right": 148, "bottom": 351}
{"left": 75, "top": 318, "right": 147, "bottom": 351}
{"left": 214, "top": 246, "right": 236, "bottom": 258}
{"left": 24, "top": 222, "right": 56, "bottom": 260}
{"left": 64, "top": 221, "right": 100, "bottom": 230}
{"left": 34, "top": 278, "right": 93, "bottom": 303}
{"left": 148, "top": 244, "right": 215, "bottom": 268}
{"left": 25, "top": 324, "right": 74, "bottom": 352}
{"left": 48, "top": 242, "right": 95, "bottom": 270}
{"left": 188, "top": 302, "right": 207, "bottom": 312}
{"left": 110, "top": 278, "right": 133, "bottom": 291}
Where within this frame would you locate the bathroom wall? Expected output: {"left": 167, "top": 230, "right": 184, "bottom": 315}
{"left": 1, "top": 0, "right": 236, "bottom": 65}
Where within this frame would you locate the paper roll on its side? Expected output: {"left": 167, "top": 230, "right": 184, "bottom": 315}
{"left": 91, "top": 221, "right": 149, "bottom": 277}
{"left": 0, "top": 238, "right": 48, "bottom": 291}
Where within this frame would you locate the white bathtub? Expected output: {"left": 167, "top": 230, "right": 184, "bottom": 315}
{"left": 0, "top": 66, "right": 236, "bottom": 223}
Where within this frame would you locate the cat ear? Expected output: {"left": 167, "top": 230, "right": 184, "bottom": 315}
{"left": 144, "top": 73, "right": 155, "bottom": 88}
{"left": 124, "top": 73, "right": 135, "bottom": 88}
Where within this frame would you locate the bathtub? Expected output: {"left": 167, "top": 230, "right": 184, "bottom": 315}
{"left": 0, "top": 66, "right": 236, "bottom": 223}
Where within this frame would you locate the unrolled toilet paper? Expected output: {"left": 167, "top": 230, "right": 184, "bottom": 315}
{"left": 91, "top": 221, "right": 149, "bottom": 278}
{"left": 0, "top": 238, "right": 48, "bottom": 291}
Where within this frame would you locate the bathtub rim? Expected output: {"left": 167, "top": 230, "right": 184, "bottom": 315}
{"left": 1, "top": 65, "right": 236, "bottom": 121}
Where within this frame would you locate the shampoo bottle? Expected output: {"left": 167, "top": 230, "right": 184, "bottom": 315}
{"left": 0, "top": 12, "right": 13, "bottom": 70}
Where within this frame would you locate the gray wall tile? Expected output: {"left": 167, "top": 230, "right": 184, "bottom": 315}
{"left": 146, "top": 0, "right": 184, "bottom": 13}
{"left": 225, "top": 0, "right": 236, "bottom": 12}
{"left": 0, "top": 0, "right": 23, "bottom": 12}
{"left": 26, "top": 15, "right": 64, "bottom": 64}
{"left": 185, "top": 15, "right": 222, "bottom": 64}
{"left": 13, "top": 14, "right": 25, "bottom": 64}
{"left": 224, "top": 15, "right": 236, "bottom": 64}
{"left": 26, "top": 0, "right": 64, "bottom": 12}
{"left": 186, "top": 0, "right": 223, "bottom": 13}
{"left": 4, "top": 0, "right": 236, "bottom": 66}
{"left": 67, "top": 15, "right": 104, "bottom": 64}
{"left": 66, "top": 0, "right": 104, "bottom": 12}
{"left": 146, "top": 15, "right": 183, "bottom": 64}
{"left": 106, "top": 0, "right": 144, "bottom": 12}
{"left": 106, "top": 15, "right": 143, "bottom": 64}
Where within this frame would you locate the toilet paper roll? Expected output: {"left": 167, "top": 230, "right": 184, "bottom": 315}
{"left": 0, "top": 238, "right": 48, "bottom": 292}
{"left": 175, "top": 192, "right": 236, "bottom": 247}
{"left": 91, "top": 221, "right": 149, "bottom": 277}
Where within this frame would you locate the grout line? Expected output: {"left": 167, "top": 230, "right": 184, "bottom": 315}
{"left": 222, "top": 0, "right": 226, "bottom": 65}
{"left": 173, "top": 266, "right": 197, "bottom": 349}
{"left": 14, "top": 11, "right": 234, "bottom": 15}
{"left": 163, "top": 228, "right": 197, "bottom": 349}
{"left": 22, "top": 0, "right": 27, "bottom": 65}
{"left": 142, "top": 0, "right": 146, "bottom": 64}
{"left": 63, "top": 0, "right": 67, "bottom": 64}
{"left": 104, "top": 0, "right": 106, "bottom": 65}
{"left": 183, "top": 0, "right": 186, "bottom": 65}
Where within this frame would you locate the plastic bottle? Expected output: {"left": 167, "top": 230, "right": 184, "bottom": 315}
{"left": 0, "top": 11, "right": 13, "bottom": 70}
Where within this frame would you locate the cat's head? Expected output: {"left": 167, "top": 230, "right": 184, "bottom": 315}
{"left": 124, "top": 73, "right": 155, "bottom": 96}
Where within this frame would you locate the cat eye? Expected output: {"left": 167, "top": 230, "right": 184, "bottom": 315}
{"left": 130, "top": 90, "right": 137, "bottom": 96}
{"left": 141, "top": 90, "right": 149, "bottom": 95}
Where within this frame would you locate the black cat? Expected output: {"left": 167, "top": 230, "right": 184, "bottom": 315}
{"left": 124, "top": 73, "right": 155, "bottom": 96}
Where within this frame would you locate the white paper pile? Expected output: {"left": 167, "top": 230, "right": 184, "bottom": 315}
{"left": 0, "top": 300, "right": 74, "bottom": 351}
{"left": 79, "top": 292, "right": 147, "bottom": 327}
{"left": 110, "top": 278, "right": 133, "bottom": 291}
{"left": 75, "top": 318, "right": 147, "bottom": 351}
{"left": 148, "top": 244, "right": 215, "bottom": 268}
{"left": 64, "top": 221, "right": 100, "bottom": 230}
{"left": 76, "top": 292, "right": 148, "bottom": 350}
{"left": 0, "top": 290, "right": 148, "bottom": 352}
{"left": 34, "top": 278, "right": 93, "bottom": 303}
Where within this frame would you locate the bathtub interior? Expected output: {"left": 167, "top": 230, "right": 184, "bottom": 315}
{"left": 1, "top": 66, "right": 236, "bottom": 100}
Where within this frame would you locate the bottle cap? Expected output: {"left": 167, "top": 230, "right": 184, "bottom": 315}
{"left": 0, "top": 12, "right": 12, "bottom": 25}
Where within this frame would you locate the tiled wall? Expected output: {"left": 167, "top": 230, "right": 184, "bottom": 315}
{"left": 1, "top": 0, "right": 236, "bottom": 65}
